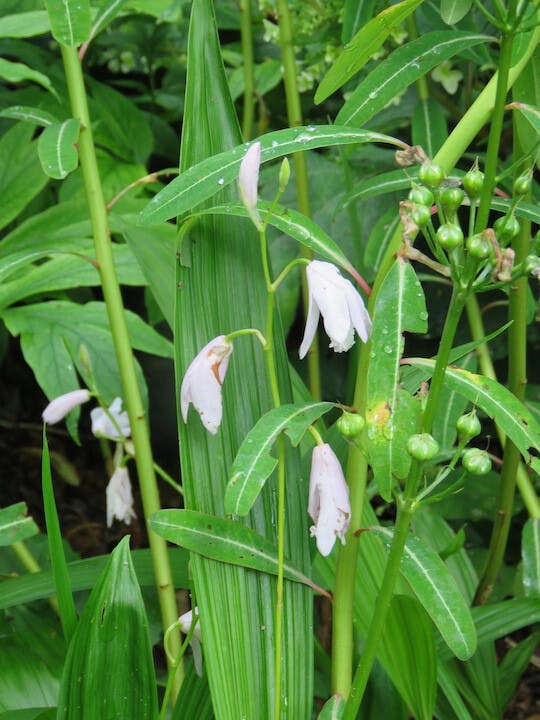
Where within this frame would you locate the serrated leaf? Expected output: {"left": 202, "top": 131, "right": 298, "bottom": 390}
{"left": 0, "top": 58, "right": 55, "bottom": 95}
{"left": 44, "top": 0, "right": 90, "bottom": 47}
{"left": 0, "top": 503, "right": 39, "bottom": 546}
{"left": 522, "top": 518, "right": 540, "bottom": 597}
{"left": 440, "top": 0, "right": 473, "bottom": 24}
{"left": 150, "top": 510, "right": 328, "bottom": 597}
{"left": 37, "top": 119, "right": 80, "bottom": 180}
{"left": 366, "top": 259, "right": 427, "bottom": 500}
{"left": 0, "top": 11, "right": 50, "bottom": 38}
{"left": 315, "top": 0, "right": 425, "bottom": 103}
{"left": 225, "top": 402, "right": 335, "bottom": 516}
{"left": 0, "top": 105, "right": 58, "bottom": 127}
{"left": 372, "top": 526, "right": 477, "bottom": 660}
{"left": 318, "top": 695, "right": 345, "bottom": 719}
{"left": 56, "top": 537, "right": 158, "bottom": 720}
{"left": 337, "top": 32, "right": 491, "bottom": 127}
{"left": 405, "top": 360, "right": 540, "bottom": 476}
{"left": 138, "top": 125, "right": 405, "bottom": 225}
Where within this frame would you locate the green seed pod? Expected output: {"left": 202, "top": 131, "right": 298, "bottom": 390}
{"left": 466, "top": 233, "right": 491, "bottom": 260}
{"left": 438, "top": 185, "right": 465, "bottom": 213}
{"left": 437, "top": 223, "right": 464, "bottom": 250}
{"left": 513, "top": 171, "right": 532, "bottom": 196}
{"left": 418, "top": 162, "right": 444, "bottom": 188}
{"left": 408, "top": 185, "right": 434, "bottom": 207}
{"left": 411, "top": 203, "right": 431, "bottom": 227}
{"left": 336, "top": 411, "right": 365, "bottom": 438}
{"left": 456, "top": 411, "right": 481, "bottom": 440}
{"left": 462, "top": 448, "right": 492, "bottom": 475}
{"left": 462, "top": 166, "right": 484, "bottom": 199}
{"left": 494, "top": 214, "right": 520, "bottom": 243}
{"left": 406, "top": 433, "right": 440, "bottom": 461}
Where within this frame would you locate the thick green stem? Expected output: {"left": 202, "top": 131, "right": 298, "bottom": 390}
{"left": 240, "top": 0, "right": 255, "bottom": 141}
{"left": 275, "top": 0, "right": 321, "bottom": 401}
{"left": 60, "top": 46, "right": 182, "bottom": 698}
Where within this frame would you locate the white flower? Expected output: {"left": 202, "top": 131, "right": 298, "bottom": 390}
{"left": 180, "top": 336, "right": 233, "bottom": 435}
{"left": 431, "top": 61, "right": 463, "bottom": 95}
{"left": 42, "top": 389, "right": 91, "bottom": 424}
{"left": 238, "top": 142, "right": 263, "bottom": 229}
{"left": 299, "top": 260, "right": 371, "bottom": 359}
{"left": 106, "top": 464, "right": 136, "bottom": 527}
{"left": 308, "top": 444, "right": 351, "bottom": 556}
{"left": 91, "top": 397, "right": 130, "bottom": 439}
{"left": 179, "top": 608, "right": 202, "bottom": 676}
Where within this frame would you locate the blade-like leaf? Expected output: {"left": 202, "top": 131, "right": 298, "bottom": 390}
{"left": 522, "top": 518, "right": 540, "bottom": 597}
{"left": 318, "top": 695, "right": 345, "bottom": 719}
{"left": 0, "top": 58, "right": 55, "bottom": 95}
{"left": 412, "top": 98, "right": 448, "bottom": 159}
{"left": 0, "top": 503, "right": 39, "bottom": 546}
{"left": 225, "top": 402, "right": 334, "bottom": 516}
{"left": 150, "top": 510, "right": 329, "bottom": 597}
{"left": 87, "top": 0, "right": 130, "bottom": 44}
{"left": 44, "top": 0, "right": 90, "bottom": 47}
{"left": 37, "top": 119, "right": 80, "bottom": 180}
{"left": 337, "top": 32, "right": 491, "bottom": 127}
{"left": 0, "top": 105, "right": 58, "bottom": 127}
{"left": 405, "top": 360, "right": 540, "bottom": 475}
{"left": 139, "top": 125, "right": 405, "bottom": 225}
{"left": 0, "top": 10, "right": 50, "bottom": 38}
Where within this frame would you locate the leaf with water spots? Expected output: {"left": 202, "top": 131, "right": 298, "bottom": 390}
{"left": 522, "top": 518, "right": 540, "bottom": 598}
{"left": 44, "top": 0, "right": 90, "bottom": 46}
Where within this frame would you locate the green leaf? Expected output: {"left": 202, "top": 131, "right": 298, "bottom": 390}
{"left": 171, "top": 660, "right": 214, "bottom": 720}
{"left": 522, "top": 518, "right": 540, "bottom": 597}
{"left": 0, "top": 11, "right": 50, "bottom": 38}
{"left": 139, "top": 125, "right": 405, "bottom": 225}
{"left": 440, "top": 0, "right": 474, "bottom": 24}
{"left": 56, "top": 537, "right": 158, "bottom": 720}
{"left": 364, "top": 208, "right": 400, "bottom": 278}
{"left": 342, "top": 0, "right": 375, "bottom": 43}
{"left": 318, "top": 695, "right": 345, "bottom": 719}
{"left": 405, "top": 360, "right": 540, "bottom": 476}
{"left": 43, "top": 0, "right": 90, "bottom": 47}
{"left": 507, "top": 101, "right": 540, "bottom": 138}
{"left": 37, "top": 119, "right": 80, "bottom": 180}
{"left": 86, "top": 0, "right": 131, "bottom": 45}
{"left": 372, "top": 526, "right": 477, "bottom": 660}
{"left": 225, "top": 402, "right": 335, "bottom": 516}
{"left": 366, "top": 259, "right": 427, "bottom": 500}
{"left": 42, "top": 428, "right": 77, "bottom": 642}
{"left": 337, "top": 32, "right": 491, "bottom": 127}
{"left": 0, "top": 503, "right": 39, "bottom": 546}
{"left": 150, "top": 510, "right": 328, "bottom": 597}
{"left": 339, "top": 168, "right": 417, "bottom": 211}
{"left": 499, "top": 631, "right": 540, "bottom": 709}
{"left": 472, "top": 598, "right": 540, "bottom": 647}
{"left": 0, "top": 106, "right": 58, "bottom": 127}
{"left": 0, "top": 58, "right": 55, "bottom": 95}
{"left": 412, "top": 98, "right": 448, "bottom": 158}
{"left": 315, "top": 0, "right": 425, "bottom": 103}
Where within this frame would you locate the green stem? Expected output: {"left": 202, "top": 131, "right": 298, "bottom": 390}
{"left": 59, "top": 45, "right": 182, "bottom": 699}
{"left": 275, "top": 0, "right": 321, "bottom": 401}
{"left": 12, "top": 541, "right": 59, "bottom": 614}
{"left": 240, "top": 0, "right": 255, "bottom": 141}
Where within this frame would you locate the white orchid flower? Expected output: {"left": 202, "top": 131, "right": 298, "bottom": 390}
{"left": 299, "top": 260, "right": 371, "bottom": 359}
{"left": 180, "top": 335, "right": 233, "bottom": 435}
{"left": 179, "top": 608, "right": 203, "bottom": 676}
{"left": 431, "top": 61, "right": 463, "bottom": 95}
{"left": 106, "top": 464, "right": 136, "bottom": 527}
{"left": 42, "top": 389, "right": 91, "bottom": 424}
{"left": 308, "top": 443, "right": 351, "bottom": 556}
{"left": 238, "top": 141, "right": 263, "bottom": 229}
{"left": 91, "top": 397, "right": 130, "bottom": 439}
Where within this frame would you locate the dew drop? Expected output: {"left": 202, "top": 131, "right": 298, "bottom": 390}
{"left": 384, "top": 345, "right": 393, "bottom": 354}
{"left": 306, "top": 125, "right": 316, "bottom": 131}
{"left": 370, "top": 351, "right": 376, "bottom": 359}
{"left": 419, "top": 311, "right": 428, "bottom": 320}
{"left": 272, "top": 140, "right": 279, "bottom": 147}
{"left": 217, "top": 177, "right": 225, "bottom": 185}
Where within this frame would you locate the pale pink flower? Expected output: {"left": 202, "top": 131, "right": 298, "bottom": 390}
{"left": 238, "top": 142, "right": 262, "bottom": 229}
{"left": 91, "top": 397, "right": 130, "bottom": 439}
{"left": 179, "top": 608, "right": 202, "bottom": 676}
{"left": 42, "top": 389, "right": 91, "bottom": 424}
{"left": 106, "top": 464, "right": 136, "bottom": 527}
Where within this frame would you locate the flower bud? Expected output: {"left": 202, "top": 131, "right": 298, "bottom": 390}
{"left": 42, "top": 388, "right": 91, "bottom": 424}
{"left": 494, "top": 215, "right": 520, "bottom": 243}
{"left": 279, "top": 158, "right": 291, "bottom": 191}
{"left": 410, "top": 204, "right": 431, "bottom": 227}
{"left": 438, "top": 185, "right": 464, "bottom": 213}
{"left": 406, "top": 433, "right": 439, "bottom": 461}
{"left": 437, "top": 223, "right": 464, "bottom": 250}
{"left": 462, "top": 448, "right": 492, "bottom": 475}
{"left": 466, "top": 233, "right": 491, "bottom": 260}
{"left": 456, "top": 411, "right": 481, "bottom": 440}
{"left": 513, "top": 171, "right": 532, "bottom": 196}
{"left": 408, "top": 185, "right": 434, "bottom": 207}
{"left": 336, "top": 411, "right": 365, "bottom": 438}
{"left": 462, "top": 166, "right": 484, "bottom": 199}
{"left": 418, "top": 162, "right": 444, "bottom": 188}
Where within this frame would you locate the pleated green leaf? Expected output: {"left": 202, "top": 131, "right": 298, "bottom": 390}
{"left": 226, "top": 402, "right": 334, "bottom": 516}
{"left": 56, "top": 537, "right": 158, "bottom": 720}
{"left": 522, "top": 518, "right": 540, "bottom": 597}
{"left": 372, "top": 526, "right": 477, "bottom": 660}
{"left": 44, "top": 0, "right": 90, "bottom": 47}
{"left": 139, "top": 125, "right": 404, "bottom": 225}
{"left": 150, "top": 510, "right": 328, "bottom": 596}
{"left": 172, "top": 1, "right": 313, "bottom": 717}
{"left": 0, "top": 502, "right": 39, "bottom": 546}
{"left": 37, "top": 119, "right": 80, "bottom": 180}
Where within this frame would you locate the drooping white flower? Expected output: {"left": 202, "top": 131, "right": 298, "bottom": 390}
{"left": 179, "top": 608, "right": 203, "bottom": 676}
{"left": 180, "top": 336, "right": 233, "bottom": 435}
{"left": 299, "top": 260, "right": 371, "bottom": 359}
{"left": 238, "top": 141, "right": 263, "bottom": 229}
{"left": 106, "top": 464, "right": 136, "bottom": 527}
{"left": 431, "top": 61, "right": 463, "bottom": 95}
{"left": 91, "top": 397, "right": 131, "bottom": 439}
{"left": 42, "top": 388, "right": 91, "bottom": 424}
{"left": 308, "top": 443, "right": 351, "bottom": 556}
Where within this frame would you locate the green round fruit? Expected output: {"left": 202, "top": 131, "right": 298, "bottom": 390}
{"left": 438, "top": 186, "right": 465, "bottom": 212}
{"left": 456, "top": 411, "right": 481, "bottom": 440}
{"left": 411, "top": 204, "right": 431, "bottom": 227}
{"left": 462, "top": 448, "right": 492, "bottom": 475}
{"left": 406, "top": 433, "right": 440, "bottom": 461}
{"left": 418, "top": 162, "right": 444, "bottom": 189}
{"left": 408, "top": 185, "right": 434, "bottom": 206}
{"left": 462, "top": 167, "right": 484, "bottom": 199}
{"left": 336, "top": 411, "right": 365, "bottom": 438}
{"left": 494, "top": 215, "right": 520, "bottom": 243}
{"left": 437, "top": 223, "right": 464, "bottom": 250}
{"left": 466, "top": 233, "right": 491, "bottom": 260}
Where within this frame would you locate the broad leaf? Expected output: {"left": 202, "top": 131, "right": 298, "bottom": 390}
{"left": 0, "top": 106, "right": 58, "bottom": 127}
{"left": 86, "top": 0, "right": 131, "bottom": 45}
{"left": 0, "top": 58, "right": 55, "bottom": 95}
{"left": 37, "top": 119, "right": 80, "bottom": 180}
{"left": 0, "top": 503, "right": 39, "bottom": 546}
{"left": 412, "top": 98, "right": 448, "bottom": 158}
{"left": 315, "top": 0, "right": 425, "bottom": 103}
{"left": 44, "top": 0, "right": 90, "bottom": 46}
{"left": 150, "top": 510, "right": 328, "bottom": 597}
{"left": 522, "top": 518, "right": 540, "bottom": 597}
{"left": 0, "top": 11, "right": 50, "bottom": 38}
{"left": 440, "top": 0, "right": 473, "bottom": 24}
{"left": 372, "top": 526, "right": 477, "bottom": 660}
{"left": 225, "top": 402, "right": 335, "bottom": 516}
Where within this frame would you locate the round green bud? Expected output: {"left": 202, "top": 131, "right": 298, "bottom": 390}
{"left": 408, "top": 185, "right": 434, "bottom": 207}
{"left": 279, "top": 158, "right": 291, "bottom": 191}
{"left": 438, "top": 186, "right": 465, "bottom": 213}
{"left": 418, "top": 162, "right": 444, "bottom": 189}
{"left": 494, "top": 215, "right": 520, "bottom": 243}
{"left": 336, "top": 411, "right": 365, "bottom": 438}
{"left": 513, "top": 172, "right": 532, "bottom": 196}
{"left": 456, "top": 411, "right": 481, "bottom": 440}
{"left": 462, "top": 167, "right": 484, "bottom": 199}
{"left": 437, "top": 223, "right": 464, "bottom": 250}
{"left": 411, "top": 203, "right": 431, "bottom": 227}
{"left": 462, "top": 448, "right": 492, "bottom": 475}
{"left": 466, "top": 233, "right": 491, "bottom": 260}
{"left": 406, "top": 433, "right": 440, "bottom": 461}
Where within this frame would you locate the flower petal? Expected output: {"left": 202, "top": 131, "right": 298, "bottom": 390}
{"left": 42, "top": 388, "right": 91, "bottom": 424}
{"left": 106, "top": 465, "right": 136, "bottom": 527}
{"left": 91, "top": 398, "right": 130, "bottom": 439}
{"left": 308, "top": 262, "right": 354, "bottom": 349}
{"left": 299, "top": 285, "right": 321, "bottom": 360}
{"left": 344, "top": 279, "right": 371, "bottom": 343}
